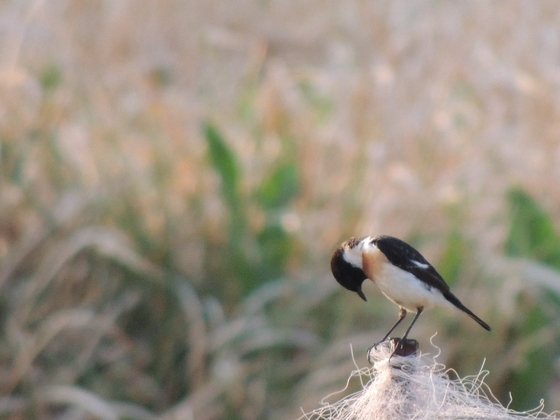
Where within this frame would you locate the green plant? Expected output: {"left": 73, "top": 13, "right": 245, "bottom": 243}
{"left": 503, "top": 188, "right": 560, "bottom": 411}
{"left": 203, "top": 122, "right": 298, "bottom": 297}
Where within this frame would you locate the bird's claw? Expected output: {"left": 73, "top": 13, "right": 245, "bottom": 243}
{"left": 366, "top": 338, "right": 392, "bottom": 364}
{"left": 367, "top": 337, "right": 418, "bottom": 364}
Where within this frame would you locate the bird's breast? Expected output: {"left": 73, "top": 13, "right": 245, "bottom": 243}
{"left": 375, "top": 263, "right": 452, "bottom": 312}
{"left": 361, "top": 246, "right": 387, "bottom": 281}
{"left": 361, "top": 246, "right": 451, "bottom": 312}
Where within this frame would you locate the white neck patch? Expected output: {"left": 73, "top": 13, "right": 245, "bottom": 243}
{"left": 342, "top": 237, "right": 376, "bottom": 269}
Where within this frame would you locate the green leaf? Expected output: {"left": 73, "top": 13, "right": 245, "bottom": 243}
{"left": 503, "top": 187, "right": 560, "bottom": 411}
{"left": 505, "top": 188, "right": 560, "bottom": 270}
{"left": 203, "top": 122, "right": 239, "bottom": 211}
{"left": 505, "top": 303, "right": 556, "bottom": 411}
{"left": 437, "top": 229, "right": 465, "bottom": 286}
{"left": 256, "top": 224, "right": 292, "bottom": 280}
{"left": 256, "top": 161, "right": 298, "bottom": 209}
{"left": 40, "top": 64, "right": 62, "bottom": 91}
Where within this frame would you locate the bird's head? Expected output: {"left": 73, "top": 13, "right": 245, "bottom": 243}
{"left": 330, "top": 237, "right": 368, "bottom": 301}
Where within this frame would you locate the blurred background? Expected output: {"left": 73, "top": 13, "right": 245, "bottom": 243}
{"left": 2, "top": 0, "right": 560, "bottom": 419}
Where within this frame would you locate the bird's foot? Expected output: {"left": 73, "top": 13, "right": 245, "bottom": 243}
{"left": 367, "top": 338, "right": 419, "bottom": 364}
{"left": 388, "top": 338, "right": 405, "bottom": 360}
{"left": 367, "top": 339, "right": 389, "bottom": 353}
{"left": 366, "top": 338, "right": 391, "bottom": 364}
{"left": 388, "top": 338, "right": 419, "bottom": 360}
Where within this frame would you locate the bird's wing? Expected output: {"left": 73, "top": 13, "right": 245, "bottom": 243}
{"left": 373, "top": 235, "right": 451, "bottom": 292}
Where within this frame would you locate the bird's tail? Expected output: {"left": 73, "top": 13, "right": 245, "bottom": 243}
{"left": 445, "top": 292, "right": 491, "bottom": 331}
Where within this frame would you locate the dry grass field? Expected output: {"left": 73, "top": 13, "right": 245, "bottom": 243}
{"left": 2, "top": 0, "right": 560, "bottom": 419}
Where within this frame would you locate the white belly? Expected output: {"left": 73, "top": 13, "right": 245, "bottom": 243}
{"left": 373, "top": 263, "right": 453, "bottom": 313}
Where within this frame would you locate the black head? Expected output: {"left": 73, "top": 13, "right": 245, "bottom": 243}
{"left": 330, "top": 239, "right": 368, "bottom": 301}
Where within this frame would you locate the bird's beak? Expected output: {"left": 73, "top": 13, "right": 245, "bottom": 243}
{"left": 357, "top": 288, "right": 367, "bottom": 302}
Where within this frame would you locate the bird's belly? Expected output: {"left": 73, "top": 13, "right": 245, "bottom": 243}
{"left": 373, "top": 264, "right": 451, "bottom": 312}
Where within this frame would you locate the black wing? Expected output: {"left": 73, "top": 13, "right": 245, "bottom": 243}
{"left": 372, "top": 235, "right": 450, "bottom": 293}
{"left": 373, "top": 235, "right": 491, "bottom": 331}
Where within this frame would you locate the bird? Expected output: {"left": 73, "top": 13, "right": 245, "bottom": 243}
{"left": 330, "top": 235, "right": 491, "bottom": 352}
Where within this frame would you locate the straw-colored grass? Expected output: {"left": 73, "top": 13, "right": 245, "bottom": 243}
{"left": 2, "top": 0, "right": 560, "bottom": 419}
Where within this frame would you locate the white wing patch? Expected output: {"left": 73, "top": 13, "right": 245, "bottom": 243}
{"left": 411, "top": 260, "right": 429, "bottom": 269}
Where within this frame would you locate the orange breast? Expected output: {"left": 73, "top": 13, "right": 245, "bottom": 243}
{"left": 361, "top": 247, "right": 388, "bottom": 281}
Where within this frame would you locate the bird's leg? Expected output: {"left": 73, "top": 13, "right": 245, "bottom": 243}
{"left": 401, "top": 307, "right": 423, "bottom": 341}
{"left": 393, "top": 307, "right": 423, "bottom": 354}
{"left": 367, "top": 307, "right": 407, "bottom": 356}
{"left": 380, "top": 307, "right": 407, "bottom": 343}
